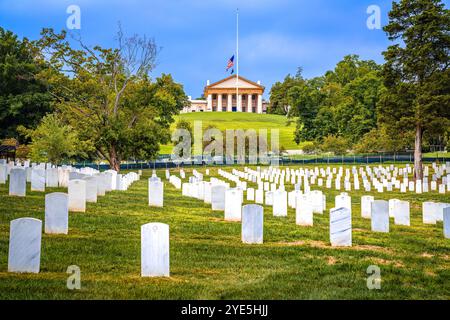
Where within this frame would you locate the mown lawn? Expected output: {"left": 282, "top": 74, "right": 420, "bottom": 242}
{"left": 0, "top": 165, "right": 449, "bottom": 299}
{"left": 159, "top": 112, "right": 297, "bottom": 154}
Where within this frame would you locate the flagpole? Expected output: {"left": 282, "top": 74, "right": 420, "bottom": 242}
{"left": 236, "top": 8, "right": 239, "bottom": 112}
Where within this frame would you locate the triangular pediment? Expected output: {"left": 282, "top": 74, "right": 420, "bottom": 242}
{"left": 206, "top": 75, "right": 264, "bottom": 90}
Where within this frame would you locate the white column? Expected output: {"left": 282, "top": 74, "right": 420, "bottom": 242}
{"left": 207, "top": 94, "right": 212, "bottom": 112}
{"left": 237, "top": 94, "right": 242, "bottom": 112}
{"left": 257, "top": 94, "right": 263, "bottom": 114}
{"left": 247, "top": 94, "right": 252, "bottom": 113}
{"left": 217, "top": 94, "right": 222, "bottom": 112}
{"left": 227, "top": 94, "right": 232, "bottom": 112}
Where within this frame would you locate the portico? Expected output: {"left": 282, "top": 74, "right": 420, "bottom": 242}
{"left": 204, "top": 75, "right": 264, "bottom": 114}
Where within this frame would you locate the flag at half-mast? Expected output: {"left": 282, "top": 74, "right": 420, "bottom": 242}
{"left": 226, "top": 55, "right": 234, "bottom": 74}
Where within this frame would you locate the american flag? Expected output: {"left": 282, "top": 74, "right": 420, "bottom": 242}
{"left": 226, "top": 55, "right": 234, "bottom": 73}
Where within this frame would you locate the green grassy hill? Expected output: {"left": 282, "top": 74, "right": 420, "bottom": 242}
{"left": 160, "top": 112, "right": 298, "bottom": 154}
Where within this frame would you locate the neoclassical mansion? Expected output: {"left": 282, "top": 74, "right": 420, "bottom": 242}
{"left": 183, "top": 75, "right": 269, "bottom": 113}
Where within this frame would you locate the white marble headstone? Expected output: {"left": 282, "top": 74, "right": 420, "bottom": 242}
{"left": 335, "top": 194, "right": 351, "bottom": 214}
{"left": 444, "top": 207, "right": 450, "bottom": 239}
{"left": 211, "top": 185, "right": 226, "bottom": 211}
{"left": 329, "top": 207, "right": 352, "bottom": 247}
{"left": 246, "top": 188, "right": 255, "bottom": 201}
{"left": 225, "top": 188, "right": 242, "bottom": 221}
{"left": 242, "top": 204, "right": 263, "bottom": 244}
{"left": 9, "top": 168, "right": 26, "bottom": 197}
{"left": 46, "top": 168, "right": 59, "bottom": 187}
{"left": 45, "top": 192, "right": 69, "bottom": 234}
{"left": 0, "top": 164, "right": 7, "bottom": 184}
{"left": 148, "top": 180, "right": 164, "bottom": 207}
{"left": 371, "top": 200, "right": 389, "bottom": 232}
{"left": 83, "top": 176, "right": 98, "bottom": 203}
{"left": 422, "top": 202, "right": 438, "bottom": 224}
{"left": 255, "top": 189, "right": 264, "bottom": 204}
{"left": 31, "top": 168, "right": 46, "bottom": 192}
{"left": 8, "top": 218, "right": 42, "bottom": 273}
{"left": 361, "top": 195, "right": 374, "bottom": 219}
{"left": 141, "top": 222, "right": 169, "bottom": 277}
{"left": 394, "top": 200, "right": 410, "bottom": 226}
{"left": 296, "top": 194, "right": 313, "bottom": 226}
{"left": 68, "top": 179, "right": 86, "bottom": 212}
{"left": 273, "top": 190, "right": 287, "bottom": 217}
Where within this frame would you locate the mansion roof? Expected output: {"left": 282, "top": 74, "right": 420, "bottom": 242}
{"left": 204, "top": 75, "right": 265, "bottom": 96}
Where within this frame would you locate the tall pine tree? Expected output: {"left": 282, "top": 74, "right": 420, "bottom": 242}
{"left": 380, "top": 0, "right": 450, "bottom": 179}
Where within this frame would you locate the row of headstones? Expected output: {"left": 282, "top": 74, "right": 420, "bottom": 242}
{"left": 167, "top": 168, "right": 450, "bottom": 239}
{"left": 4, "top": 165, "right": 140, "bottom": 200}
{"left": 230, "top": 164, "right": 450, "bottom": 195}
{"left": 69, "top": 171, "right": 141, "bottom": 211}
{"left": 7, "top": 202, "right": 263, "bottom": 277}
{"left": 143, "top": 202, "right": 450, "bottom": 277}
{"left": 6, "top": 170, "right": 142, "bottom": 274}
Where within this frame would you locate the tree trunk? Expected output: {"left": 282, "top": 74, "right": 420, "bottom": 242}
{"left": 109, "top": 146, "right": 121, "bottom": 172}
{"left": 414, "top": 124, "right": 423, "bottom": 181}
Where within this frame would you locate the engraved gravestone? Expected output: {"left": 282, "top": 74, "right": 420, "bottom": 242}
{"left": 148, "top": 179, "right": 164, "bottom": 207}
{"left": 444, "top": 207, "right": 450, "bottom": 239}
{"left": 361, "top": 195, "right": 374, "bottom": 219}
{"left": 335, "top": 194, "right": 351, "bottom": 214}
{"left": 371, "top": 200, "right": 389, "bottom": 232}
{"left": 211, "top": 185, "right": 226, "bottom": 211}
{"left": 68, "top": 179, "right": 86, "bottom": 212}
{"left": 83, "top": 176, "right": 98, "bottom": 203}
{"left": 296, "top": 194, "right": 313, "bottom": 226}
{"left": 141, "top": 222, "right": 169, "bottom": 277}
{"left": 329, "top": 207, "right": 352, "bottom": 247}
{"left": 422, "top": 202, "right": 437, "bottom": 224}
{"left": 8, "top": 218, "right": 42, "bottom": 273}
{"left": 0, "top": 164, "right": 7, "bottom": 184}
{"left": 225, "top": 188, "right": 242, "bottom": 221}
{"left": 242, "top": 204, "right": 263, "bottom": 244}
{"left": 394, "top": 200, "right": 410, "bottom": 226}
{"left": 273, "top": 190, "right": 287, "bottom": 217}
{"left": 255, "top": 189, "right": 264, "bottom": 204}
{"left": 31, "top": 168, "right": 46, "bottom": 192}
{"left": 246, "top": 188, "right": 255, "bottom": 201}
{"left": 46, "top": 168, "right": 59, "bottom": 188}
{"left": 9, "top": 168, "right": 26, "bottom": 197}
{"left": 45, "top": 192, "right": 69, "bottom": 234}
{"left": 388, "top": 199, "right": 400, "bottom": 218}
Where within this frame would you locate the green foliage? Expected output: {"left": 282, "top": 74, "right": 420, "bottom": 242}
{"left": 353, "top": 126, "right": 413, "bottom": 153}
{"left": 268, "top": 68, "right": 305, "bottom": 116}
{"left": 174, "top": 119, "right": 193, "bottom": 146}
{"left": 380, "top": 0, "right": 450, "bottom": 178}
{"left": 15, "top": 145, "right": 30, "bottom": 160}
{"left": 320, "top": 135, "right": 349, "bottom": 155}
{"left": 299, "top": 141, "right": 317, "bottom": 154}
{"left": 37, "top": 28, "right": 188, "bottom": 170}
{"left": 0, "top": 27, "right": 53, "bottom": 140}
{"left": 290, "top": 55, "right": 383, "bottom": 145}
{"left": 17, "top": 114, "right": 87, "bottom": 164}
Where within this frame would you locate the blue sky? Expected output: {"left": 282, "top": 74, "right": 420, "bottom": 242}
{"left": 1, "top": 0, "right": 447, "bottom": 99}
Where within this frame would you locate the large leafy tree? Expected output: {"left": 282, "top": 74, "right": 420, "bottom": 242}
{"left": 268, "top": 68, "right": 305, "bottom": 115}
{"left": 18, "top": 113, "right": 87, "bottom": 164}
{"left": 289, "top": 55, "right": 382, "bottom": 145}
{"left": 0, "top": 27, "right": 53, "bottom": 139}
{"left": 380, "top": 0, "right": 450, "bottom": 179}
{"left": 37, "top": 28, "right": 188, "bottom": 171}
